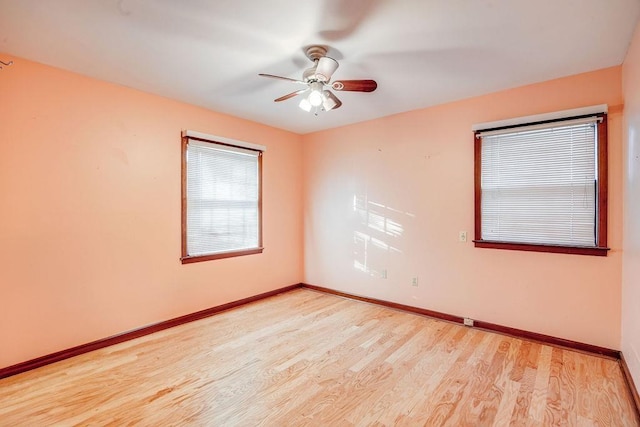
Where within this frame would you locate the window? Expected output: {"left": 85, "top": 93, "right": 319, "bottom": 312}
{"left": 181, "top": 131, "right": 264, "bottom": 264}
{"left": 473, "top": 108, "right": 608, "bottom": 256}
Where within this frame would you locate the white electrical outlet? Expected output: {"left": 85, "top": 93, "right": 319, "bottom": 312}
{"left": 463, "top": 317, "right": 474, "bottom": 327}
{"left": 412, "top": 277, "right": 419, "bottom": 287}
{"left": 459, "top": 231, "right": 468, "bottom": 242}
{"left": 381, "top": 269, "right": 387, "bottom": 279}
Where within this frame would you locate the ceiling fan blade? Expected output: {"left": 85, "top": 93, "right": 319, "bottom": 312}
{"left": 323, "top": 90, "right": 342, "bottom": 111}
{"left": 274, "top": 89, "right": 307, "bottom": 102}
{"left": 259, "top": 73, "right": 307, "bottom": 85}
{"left": 315, "top": 57, "right": 339, "bottom": 81}
{"left": 331, "top": 79, "right": 377, "bottom": 92}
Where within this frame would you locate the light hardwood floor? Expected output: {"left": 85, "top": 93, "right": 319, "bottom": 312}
{"left": 0, "top": 289, "right": 637, "bottom": 426}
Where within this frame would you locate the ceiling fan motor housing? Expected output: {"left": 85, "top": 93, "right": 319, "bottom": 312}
{"left": 303, "top": 66, "right": 318, "bottom": 82}
{"left": 302, "top": 45, "right": 339, "bottom": 83}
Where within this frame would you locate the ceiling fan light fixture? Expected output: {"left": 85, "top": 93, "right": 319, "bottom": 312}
{"left": 308, "top": 90, "right": 324, "bottom": 107}
{"left": 299, "top": 97, "right": 312, "bottom": 112}
{"left": 322, "top": 91, "right": 337, "bottom": 111}
{"left": 307, "top": 82, "right": 324, "bottom": 107}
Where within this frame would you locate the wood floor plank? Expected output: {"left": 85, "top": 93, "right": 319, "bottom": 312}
{"left": 543, "top": 346, "right": 567, "bottom": 425}
{"left": 509, "top": 342, "right": 541, "bottom": 425}
{"left": 0, "top": 289, "right": 637, "bottom": 426}
{"left": 528, "top": 344, "right": 554, "bottom": 424}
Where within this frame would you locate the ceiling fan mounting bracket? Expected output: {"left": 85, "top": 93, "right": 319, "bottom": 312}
{"left": 305, "top": 45, "right": 328, "bottom": 62}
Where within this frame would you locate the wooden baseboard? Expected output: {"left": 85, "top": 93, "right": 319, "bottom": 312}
{"left": 302, "top": 283, "right": 464, "bottom": 323}
{"left": 301, "top": 283, "right": 620, "bottom": 359}
{"left": 471, "top": 319, "right": 618, "bottom": 359}
{"left": 620, "top": 352, "right": 640, "bottom": 422}
{"left": 0, "top": 284, "right": 302, "bottom": 380}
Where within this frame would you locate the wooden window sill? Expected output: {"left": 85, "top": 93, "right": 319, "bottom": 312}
{"left": 473, "top": 240, "right": 609, "bottom": 256}
{"left": 181, "top": 247, "right": 264, "bottom": 264}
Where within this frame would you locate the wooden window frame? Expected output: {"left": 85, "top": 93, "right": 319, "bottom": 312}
{"left": 473, "top": 113, "right": 609, "bottom": 256}
{"left": 181, "top": 135, "right": 263, "bottom": 264}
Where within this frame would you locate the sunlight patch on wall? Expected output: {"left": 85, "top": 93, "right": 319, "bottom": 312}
{"left": 352, "top": 193, "right": 412, "bottom": 276}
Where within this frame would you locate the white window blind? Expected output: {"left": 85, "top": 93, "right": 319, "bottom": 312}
{"left": 186, "top": 139, "right": 260, "bottom": 256}
{"left": 480, "top": 118, "right": 598, "bottom": 246}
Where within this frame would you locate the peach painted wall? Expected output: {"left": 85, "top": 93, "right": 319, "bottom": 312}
{"left": 302, "top": 67, "right": 623, "bottom": 349}
{"left": 622, "top": 20, "right": 640, "bottom": 387}
{"left": 0, "top": 54, "right": 303, "bottom": 369}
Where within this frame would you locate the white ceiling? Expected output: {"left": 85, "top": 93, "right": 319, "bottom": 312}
{"left": 1, "top": 1, "right": 639, "bottom": 134}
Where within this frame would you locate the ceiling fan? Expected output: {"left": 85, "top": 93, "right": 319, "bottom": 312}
{"left": 259, "top": 45, "right": 377, "bottom": 113}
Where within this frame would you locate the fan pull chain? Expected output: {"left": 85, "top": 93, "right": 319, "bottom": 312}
{"left": 0, "top": 59, "right": 14, "bottom": 70}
